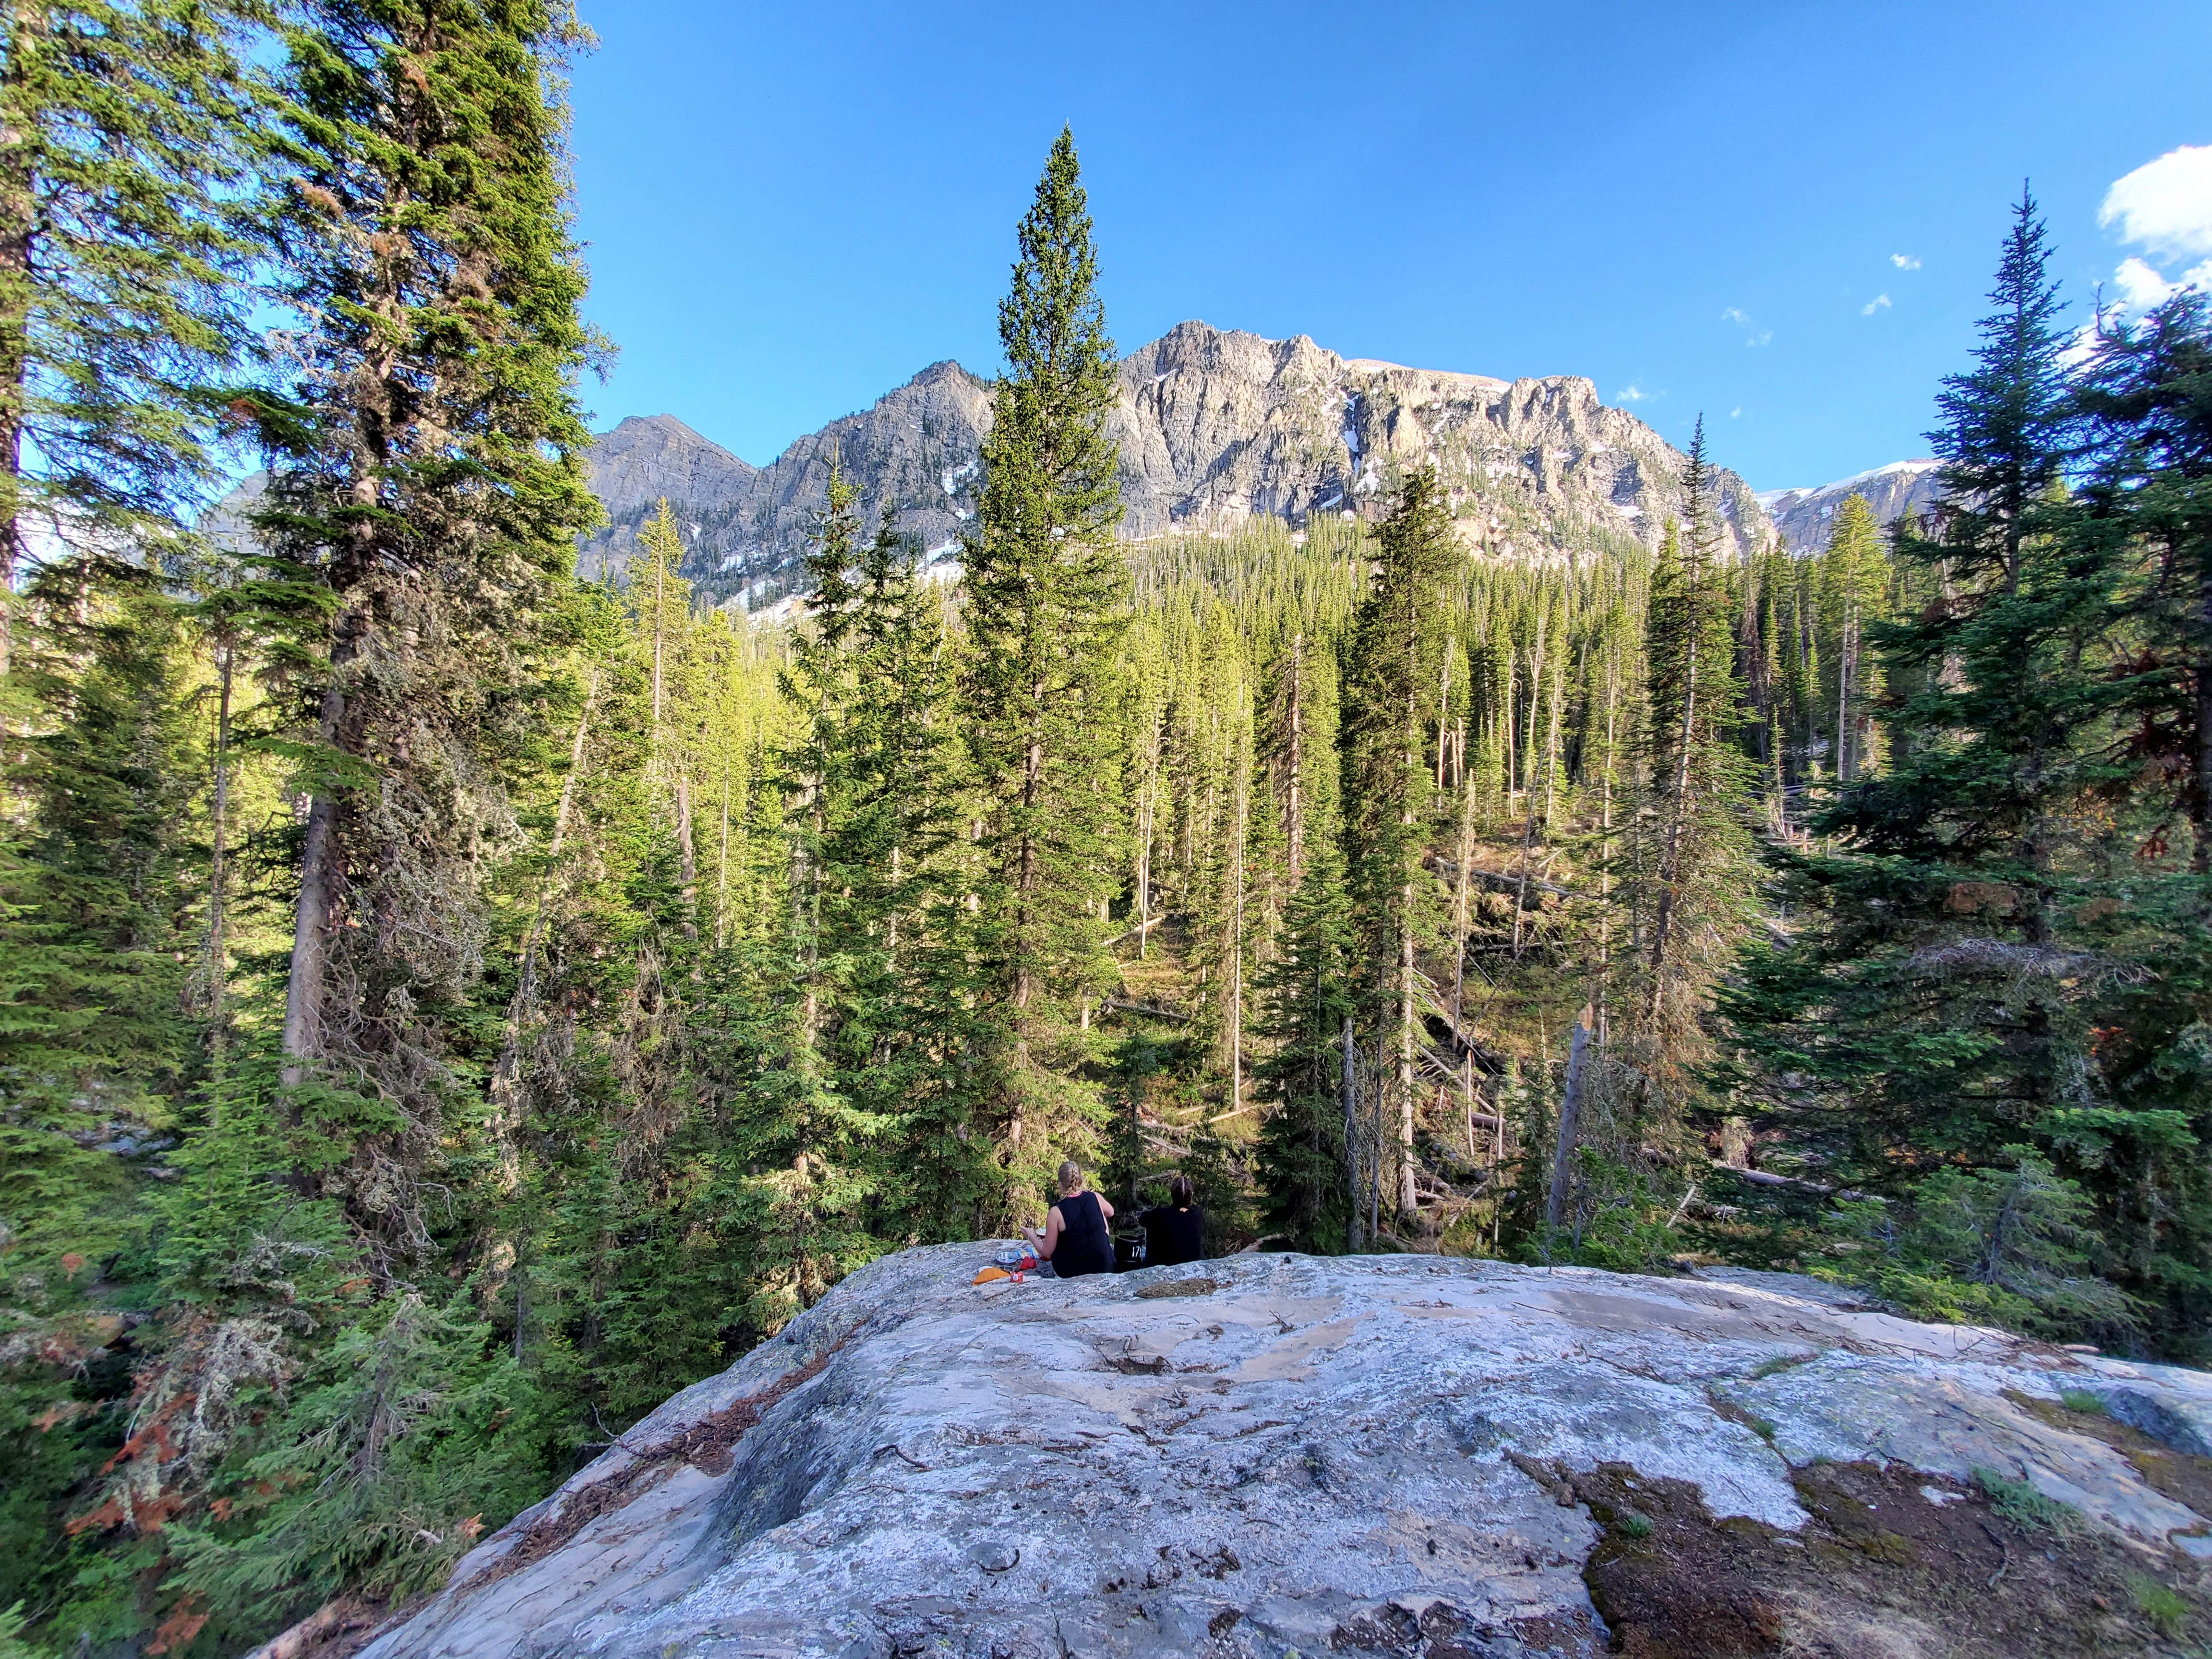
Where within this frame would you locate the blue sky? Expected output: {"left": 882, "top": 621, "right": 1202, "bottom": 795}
{"left": 566, "top": 0, "right": 2210, "bottom": 493}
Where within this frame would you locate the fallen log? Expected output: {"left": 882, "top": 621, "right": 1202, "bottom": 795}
{"left": 1710, "top": 1162, "right": 1880, "bottom": 1203}
{"left": 1105, "top": 998, "right": 1190, "bottom": 1023}
{"left": 242, "top": 1599, "right": 379, "bottom": 1659}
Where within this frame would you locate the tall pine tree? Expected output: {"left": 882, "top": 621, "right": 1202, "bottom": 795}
{"left": 958, "top": 128, "right": 1127, "bottom": 1219}
{"left": 1339, "top": 467, "right": 1456, "bottom": 1230}
{"left": 1724, "top": 192, "right": 2150, "bottom": 1342}
{"left": 0, "top": 0, "right": 261, "bottom": 684}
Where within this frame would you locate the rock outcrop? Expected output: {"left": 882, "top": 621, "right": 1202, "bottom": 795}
{"left": 356, "top": 1246, "right": 2212, "bottom": 1659}
{"left": 1757, "top": 459, "right": 1943, "bottom": 555}
{"left": 578, "top": 323, "right": 1770, "bottom": 607}
{"left": 578, "top": 365, "right": 991, "bottom": 603}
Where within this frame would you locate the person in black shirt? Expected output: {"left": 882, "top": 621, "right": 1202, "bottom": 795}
{"left": 1022, "top": 1160, "right": 1116, "bottom": 1278}
{"left": 1139, "top": 1175, "right": 1206, "bottom": 1268}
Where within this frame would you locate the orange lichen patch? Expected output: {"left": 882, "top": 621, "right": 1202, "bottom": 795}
{"left": 102, "top": 1408, "right": 184, "bottom": 1476}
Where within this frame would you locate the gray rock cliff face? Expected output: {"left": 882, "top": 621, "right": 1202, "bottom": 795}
{"left": 1110, "top": 323, "right": 1766, "bottom": 564}
{"left": 354, "top": 1245, "right": 2212, "bottom": 1659}
{"left": 579, "top": 323, "right": 1772, "bottom": 608}
{"left": 580, "top": 365, "right": 992, "bottom": 603}
{"left": 1757, "top": 458, "right": 1944, "bottom": 555}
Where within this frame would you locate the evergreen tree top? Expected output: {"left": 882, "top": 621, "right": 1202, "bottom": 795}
{"left": 1926, "top": 187, "right": 2073, "bottom": 583}
{"left": 999, "top": 127, "right": 1116, "bottom": 404}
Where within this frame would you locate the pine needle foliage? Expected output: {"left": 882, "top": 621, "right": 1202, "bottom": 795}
{"left": 957, "top": 128, "right": 1128, "bottom": 1220}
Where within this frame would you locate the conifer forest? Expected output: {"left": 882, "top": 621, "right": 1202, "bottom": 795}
{"left": 3, "top": 7, "right": 2211, "bottom": 1655}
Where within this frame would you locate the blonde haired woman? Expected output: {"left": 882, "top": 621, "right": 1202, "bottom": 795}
{"left": 1022, "top": 1160, "right": 1116, "bottom": 1279}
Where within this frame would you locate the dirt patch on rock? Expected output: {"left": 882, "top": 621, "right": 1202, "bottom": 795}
{"left": 1133, "top": 1276, "right": 1225, "bottom": 1299}
{"left": 2007, "top": 1388, "right": 2212, "bottom": 1529}
{"left": 457, "top": 1340, "right": 842, "bottom": 1593}
{"left": 1563, "top": 1457, "right": 2210, "bottom": 1657}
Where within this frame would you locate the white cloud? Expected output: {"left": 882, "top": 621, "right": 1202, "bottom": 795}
{"left": 1890, "top": 253, "right": 1921, "bottom": 270}
{"left": 1720, "top": 306, "right": 1772, "bottom": 346}
{"left": 2098, "top": 145, "right": 2212, "bottom": 320}
{"left": 1862, "top": 293, "right": 1892, "bottom": 315}
{"left": 1616, "top": 383, "right": 1651, "bottom": 403}
{"left": 2059, "top": 322, "right": 2103, "bottom": 371}
{"left": 1729, "top": 407, "right": 1743, "bottom": 419}
{"left": 2101, "top": 145, "right": 2212, "bottom": 263}
{"left": 2116, "top": 255, "right": 2178, "bottom": 311}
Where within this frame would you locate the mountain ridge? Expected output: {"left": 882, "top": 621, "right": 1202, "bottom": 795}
{"left": 1758, "top": 457, "right": 1943, "bottom": 554}
{"left": 578, "top": 320, "right": 1772, "bottom": 606}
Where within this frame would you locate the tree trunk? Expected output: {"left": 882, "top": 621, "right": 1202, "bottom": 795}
{"left": 1546, "top": 1014, "right": 1591, "bottom": 1233}
{"left": 1341, "top": 1015, "right": 1363, "bottom": 1251}
{"left": 1007, "top": 682, "right": 1046, "bottom": 1154}
{"left": 1836, "top": 598, "right": 1855, "bottom": 784}
{"left": 1647, "top": 607, "right": 1701, "bottom": 1029}
{"left": 1543, "top": 665, "right": 1564, "bottom": 829}
{"left": 0, "top": 2, "right": 36, "bottom": 687}
{"left": 716, "top": 757, "right": 731, "bottom": 949}
{"left": 1397, "top": 906, "right": 1417, "bottom": 1221}
{"left": 1596, "top": 649, "right": 1617, "bottom": 1044}
{"left": 2196, "top": 556, "right": 2212, "bottom": 874}
{"left": 675, "top": 770, "right": 699, "bottom": 942}
{"left": 204, "top": 641, "right": 235, "bottom": 1075}
{"left": 1229, "top": 755, "right": 1248, "bottom": 1105}
{"left": 1135, "top": 707, "right": 1157, "bottom": 956}
{"left": 1503, "top": 644, "right": 1517, "bottom": 806}
{"left": 649, "top": 510, "right": 667, "bottom": 736}
{"left": 1286, "top": 633, "right": 1304, "bottom": 884}
{"left": 281, "top": 662, "right": 349, "bottom": 1088}
{"left": 1436, "top": 643, "right": 1451, "bottom": 789}
{"left": 1451, "top": 752, "right": 1475, "bottom": 1021}
{"left": 490, "top": 674, "right": 597, "bottom": 1188}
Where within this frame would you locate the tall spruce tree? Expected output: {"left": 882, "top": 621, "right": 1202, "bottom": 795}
{"left": 1625, "top": 420, "right": 1755, "bottom": 1096}
{"left": 0, "top": 0, "right": 261, "bottom": 685}
{"left": 251, "top": 0, "right": 601, "bottom": 1250}
{"left": 1723, "top": 192, "right": 2153, "bottom": 1342}
{"left": 69, "top": 1, "right": 610, "bottom": 1632}
{"left": 2081, "top": 288, "right": 2212, "bottom": 868}
{"left": 1339, "top": 467, "right": 1456, "bottom": 1227}
{"left": 2063, "top": 285, "right": 2212, "bottom": 1347}
{"left": 1817, "top": 493, "right": 1888, "bottom": 784}
{"left": 958, "top": 128, "right": 1127, "bottom": 1218}
{"left": 781, "top": 467, "right": 975, "bottom": 1244}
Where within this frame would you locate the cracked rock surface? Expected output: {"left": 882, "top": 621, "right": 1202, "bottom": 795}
{"left": 358, "top": 1246, "right": 2212, "bottom": 1659}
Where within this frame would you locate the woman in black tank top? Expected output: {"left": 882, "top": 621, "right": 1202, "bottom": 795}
{"left": 1022, "top": 1160, "right": 1116, "bottom": 1278}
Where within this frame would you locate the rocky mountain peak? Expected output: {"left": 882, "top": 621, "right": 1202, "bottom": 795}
{"left": 1758, "top": 457, "right": 1943, "bottom": 554}
{"left": 578, "top": 321, "right": 1775, "bottom": 606}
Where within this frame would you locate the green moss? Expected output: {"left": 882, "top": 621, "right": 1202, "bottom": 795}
{"left": 2129, "top": 1575, "right": 2189, "bottom": 1638}
{"left": 1972, "top": 1467, "right": 2087, "bottom": 1538}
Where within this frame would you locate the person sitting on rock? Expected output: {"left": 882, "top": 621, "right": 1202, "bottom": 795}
{"left": 1022, "top": 1160, "right": 1116, "bottom": 1279}
{"left": 1138, "top": 1174, "right": 1206, "bottom": 1268}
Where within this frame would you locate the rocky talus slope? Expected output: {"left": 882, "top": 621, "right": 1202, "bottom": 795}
{"left": 355, "top": 1246, "right": 2212, "bottom": 1659}
{"left": 578, "top": 322, "right": 1768, "bottom": 607}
